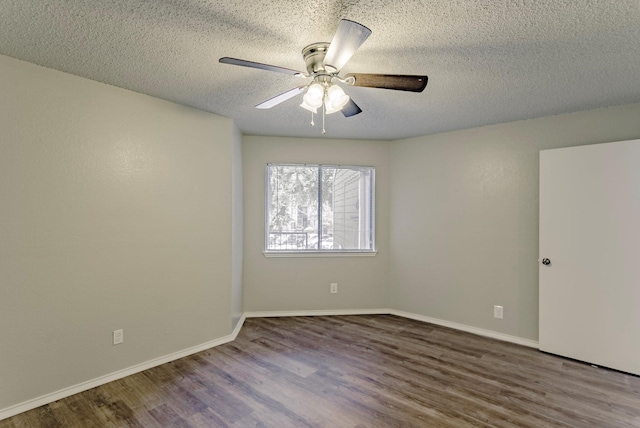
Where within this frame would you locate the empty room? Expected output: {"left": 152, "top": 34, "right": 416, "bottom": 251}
{"left": 2, "top": 1, "right": 640, "bottom": 427}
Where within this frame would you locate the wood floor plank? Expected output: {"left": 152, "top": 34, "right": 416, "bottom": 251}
{"left": 2, "top": 315, "right": 640, "bottom": 427}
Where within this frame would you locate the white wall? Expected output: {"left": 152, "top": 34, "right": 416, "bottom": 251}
{"left": 0, "top": 54, "right": 237, "bottom": 412}
{"left": 389, "top": 103, "right": 640, "bottom": 340}
{"left": 243, "top": 136, "right": 390, "bottom": 312}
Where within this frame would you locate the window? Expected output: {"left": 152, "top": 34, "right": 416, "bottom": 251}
{"left": 265, "top": 164, "right": 375, "bottom": 253}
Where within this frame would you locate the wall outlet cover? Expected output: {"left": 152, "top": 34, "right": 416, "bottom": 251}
{"left": 493, "top": 305, "right": 504, "bottom": 319}
{"left": 113, "top": 329, "right": 124, "bottom": 345}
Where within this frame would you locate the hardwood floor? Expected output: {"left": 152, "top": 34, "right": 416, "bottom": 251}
{"left": 2, "top": 315, "right": 640, "bottom": 427}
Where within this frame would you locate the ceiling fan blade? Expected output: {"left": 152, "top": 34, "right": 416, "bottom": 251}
{"left": 346, "top": 73, "right": 428, "bottom": 92}
{"left": 219, "top": 57, "right": 305, "bottom": 76}
{"left": 341, "top": 98, "right": 362, "bottom": 117}
{"left": 255, "top": 86, "right": 307, "bottom": 109}
{"left": 323, "top": 19, "right": 372, "bottom": 72}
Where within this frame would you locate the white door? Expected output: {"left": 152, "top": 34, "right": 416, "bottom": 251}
{"left": 539, "top": 139, "right": 640, "bottom": 375}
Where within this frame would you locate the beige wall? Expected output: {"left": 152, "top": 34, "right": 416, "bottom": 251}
{"left": 231, "top": 124, "right": 244, "bottom": 328}
{"left": 4, "top": 46, "right": 640, "bottom": 417}
{"left": 243, "top": 136, "right": 390, "bottom": 312}
{"left": 243, "top": 105, "right": 640, "bottom": 340}
{"left": 0, "top": 54, "right": 236, "bottom": 410}
{"left": 389, "top": 103, "right": 640, "bottom": 340}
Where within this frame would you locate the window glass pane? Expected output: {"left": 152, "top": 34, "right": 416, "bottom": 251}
{"left": 322, "top": 166, "right": 373, "bottom": 250}
{"left": 266, "top": 163, "right": 374, "bottom": 252}
{"left": 267, "top": 165, "right": 319, "bottom": 250}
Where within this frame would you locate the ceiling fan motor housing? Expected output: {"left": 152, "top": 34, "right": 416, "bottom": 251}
{"left": 302, "top": 42, "right": 330, "bottom": 75}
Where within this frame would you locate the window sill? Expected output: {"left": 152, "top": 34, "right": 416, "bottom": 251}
{"left": 263, "top": 251, "right": 378, "bottom": 258}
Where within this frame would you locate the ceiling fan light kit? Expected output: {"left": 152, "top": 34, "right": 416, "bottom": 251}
{"left": 219, "top": 19, "right": 428, "bottom": 134}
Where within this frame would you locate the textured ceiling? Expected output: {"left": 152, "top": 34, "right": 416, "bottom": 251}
{"left": 1, "top": 0, "right": 639, "bottom": 140}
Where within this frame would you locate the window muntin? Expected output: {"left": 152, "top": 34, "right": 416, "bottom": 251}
{"left": 266, "top": 164, "right": 375, "bottom": 252}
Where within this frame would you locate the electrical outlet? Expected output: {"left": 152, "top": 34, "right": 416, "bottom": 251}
{"left": 113, "top": 329, "right": 124, "bottom": 345}
{"left": 330, "top": 283, "right": 338, "bottom": 294}
{"left": 493, "top": 305, "right": 504, "bottom": 319}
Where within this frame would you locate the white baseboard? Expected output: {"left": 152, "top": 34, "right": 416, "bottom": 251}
{"left": 0, "top": 315, "right": 246, "bottom": 422}
{"left": 1, "top": 309, "right": 538, "bottom": 421}
{"left": 244, "top": 308, "right": 390, "bottom": 318}
{"left": 389, "top": 309, "right": 539, "bottom": 348}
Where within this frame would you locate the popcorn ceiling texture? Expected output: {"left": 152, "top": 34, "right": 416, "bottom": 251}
{"left": 1, "top": 0, "right": 639, "bottom": 140}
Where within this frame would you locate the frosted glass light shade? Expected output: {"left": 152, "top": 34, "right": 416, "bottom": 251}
{"left": 326, "top": 84, "right": 350, "bottom": 111}
{"left": 303, "top": 93, "right": 323, "bottom": 109}
{"left": 307, "top": 83, "right": 324, "bottom": 99}
{"left": 302, "top": 83, "right": 324, "bottom": 110}
{"left": 324, "top": 97, "right": 341, "bottom": 114}
{"left": 300, "top": 98, "right": 318, "bottom": 113}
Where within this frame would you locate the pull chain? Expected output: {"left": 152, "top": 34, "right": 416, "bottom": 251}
{"left": 310, "top": 111, "right": 314, "bottom": 126}
{"left": 322, "top": 103, "right": 326, "bottom": 134}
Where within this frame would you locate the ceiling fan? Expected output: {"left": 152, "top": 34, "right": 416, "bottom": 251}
{"left": 219, "top": 19, "right": 428, "bottom": 132}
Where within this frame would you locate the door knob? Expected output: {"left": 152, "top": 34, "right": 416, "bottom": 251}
{"left": 542, "top": 258, "right": 551, "bottom": 265}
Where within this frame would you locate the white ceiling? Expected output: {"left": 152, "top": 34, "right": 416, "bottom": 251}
{"left": 1, "top": 0, "right": 639, "bottom": 140}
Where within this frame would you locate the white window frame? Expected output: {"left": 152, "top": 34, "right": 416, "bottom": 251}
{"left": 264, "top": 163, "right": 377, "bottom": 257}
